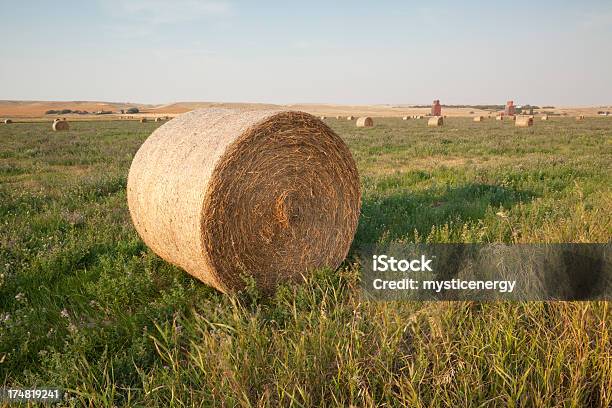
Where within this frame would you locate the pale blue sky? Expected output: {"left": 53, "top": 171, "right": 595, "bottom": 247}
{"left": 1, "top": 0, "right": 611, "bottom": 106}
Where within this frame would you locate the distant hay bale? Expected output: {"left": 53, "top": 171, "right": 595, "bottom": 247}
{"left": 336, "top": 115, "right": 341, "bottom": 119}
{"left": 52, "top": 120, "right": 69, "bottom": 131}
{"left": 402, "top": 116, "right": 409, "bottom": 120}
{"left": 3, "top": 119, "right": 12, "bottom": 124}
{"left": 415, "top": 115, "right": 423, "bottom": 119}
{"left": 346, "top": 116, "right": 355, "bottom": 120}
{"left": 127, "top": 109, "right": 361, "bottom": 294}
{"left": 155, "top": 117, "right": 163, "bottom": 122}
{"left": 496, "top": 116, "right": 504, "bottom": 121}
{"left": 515, "top": 116, "right": 533, "bottom": 127}
{"left": 427, "top": 116, "right": 443, "bottom": 127}
{"left": 541, "top": 115, "right": 548, "bottom": 121}
{"left": 320, "top": 116, "right": 327, "bottom": 120}
{"left": 356, "top": 117, "right": 374, "bottom": 127}
{"left": 473, "top": 116, "right": 484, "bottom": 122}
{"left": 140, "top": 118, "right": 148, "bottom": 123}
{"left": 576, "top": 115, "right": 585, "bottom": 121}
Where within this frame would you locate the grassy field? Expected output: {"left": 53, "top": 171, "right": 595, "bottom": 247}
{"left": 0, "top": 117, "right": 611, "bottom": 407}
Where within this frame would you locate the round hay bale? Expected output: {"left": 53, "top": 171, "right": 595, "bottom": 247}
{"left": 515, "top": 116, "right": 533, "bottom": 127}
{"left": 320, "top": 116, "right": 326, "bottom": 120}
{"left": 140, "top": 118, "right": 148, "bottom": 123}
{"left": 356, "top": 117, "right": 373, "bottom": 127}
{"left": 496, "top": 116, "right": 504, "bottom": 121}
{"left": 335, "top": 115, "right": 341, "bottom": 119}
{"left": 127, "top": 109, "right": 361, "bottom": 294}
{"left": 473, "top": 116, "right": 484, "bottom": 122}
{"left": 541, "top": 115, "right": 548, "bottom": 121}
{"left": 427, "top": 116, "right": 443, "bottom": 127}
{"left": 52, "top": 120, "right": 69, "bottom": 131}
{"left": 4, "top": 119, "right": 12, "bottom": 124}
{"left": 346, "top": 116, "right": 355, "bottom": 120}
{"left": 576, "top": 115, "right": 585, "bottom": 121}
{"left": 402, "top": 116, "right": 409, "bottom": 120}
{"left": 155, "top": 117, "right": 163, "bottom": 122}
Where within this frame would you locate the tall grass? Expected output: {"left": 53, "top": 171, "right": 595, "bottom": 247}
{"left": 0, "top": 118, "right": 610, "bottom": 406}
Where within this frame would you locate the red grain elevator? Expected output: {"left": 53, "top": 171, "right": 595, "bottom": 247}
{"left": 431, "top": 100, "right": 441, "bottom": 116}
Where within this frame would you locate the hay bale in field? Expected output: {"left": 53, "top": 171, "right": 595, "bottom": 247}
{"left": 336, "top": 115, "right": 341, "bottom": 119}
{"left": 52, "top": 120, "right": 69, "bottom": 131}
{"left": 320, "top": 116, "right": 326, "bottom": 120}
{"left": 402, "top": 116, "right": 409, "bottom": 120}
{"left": 515, "top": 116, "right": 533, "bottom": 127}
{"left": 473, "top": 116, "right": 484, "bottom": 122}
{"left": 541, "top": 115, "right": 548, "bottom": 121}
{"left": 576, "top": 115, "right": 585, "bottom": 121}
{"left": 428, "top": 116, "right": 443, "bottom": 127}
{"left": 155, "top": 117, "right": 163, "bottom": 122}
{"left": 127, "top": 109, "right": 361, "bottom": 294}
{"left": 3, "top": 119, "right": 12, "bottom": 124}
{"left": 496, "top": 116, "right": 504, "bottom": 121}
{"left": 346, "top": 115, "right": 355, "bottom": 120}
{"left": 356, "top": 116, "right": 374, "bottom": 127}
{"left": 140, "top": 118, "right": 148, "bottom": 123}
{"left": 415, "top": 115, "right": 423, "bottom": 119}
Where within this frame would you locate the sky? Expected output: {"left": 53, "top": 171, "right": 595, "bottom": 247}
{"left": 0, "top": 0, "right": 611, "bottom": 106}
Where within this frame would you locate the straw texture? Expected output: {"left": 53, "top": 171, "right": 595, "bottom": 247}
{"left": 515, "top": 116, "right": 533, "bottom": 127}
{"left": 427, "top": 116, "right": 443, "bottom": 126}
{"left": 127, "top": 109, "right": 361, "bottom": 294}
{"left": 52, "top": 120, "right": 69, "bottom": 131}
{"left": 356, "top": 117, "right": 373, "bottom": 127}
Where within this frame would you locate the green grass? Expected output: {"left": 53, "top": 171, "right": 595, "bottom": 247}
{"left": 0, "top": 118, "right": 611, "bottom": 407}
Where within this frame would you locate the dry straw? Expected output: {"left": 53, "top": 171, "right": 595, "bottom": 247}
{"left": 541, "top": 115, "right": 548, "bottom": 121}
{"left": 496, "top": 116, "right": 504, "bottom": 121}
{"left": 515, "top": 116, "right": 533, "bottom": 127}
{"left": 140, "top": 118, "right": 148, "bottom": 123}
{"left": 473, "top": 116, "right": 484, "bottom": 122}
{"left": 428, "top": 116, "right": 443, "bottom": 127}
{"left": 127, "top": 109, "right": 361, "bottom": 294}
{"left": 3, "top": 119, "right": 12, "bottom": 124}
{"left": 347, "top": 116, "right": 355, "bottom": 120}
{"left": 356, "top": 117, "right": 373, "bottom": 127}
{"left": 402, "top": 116, "right": 409, "bottom": 120}
{"left": 52, "top": 120, "right": 69, "bottom": 131}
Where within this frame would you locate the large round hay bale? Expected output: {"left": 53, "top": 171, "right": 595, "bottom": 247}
{"left": 52, "top": 120, "right": 69, "bottom": 131}
{"left": 140, "top": 118, "right": 148, "bottom": 123}
{"left": 541, "top": 115, "right": 548, "bottom": 121}
{"left": 427, "top": 116, "right": 443, "bottom": 127}
{"left": 127, "top": 109, "right": 361, "bottom": 294}
{"left": 356, "top": 117, "right": 373, "bottom": 127}
{"left": 515, "top": 116, "right": 533, "bottom": 127}
{"left": 3, "top": 119, "right": 12, "bottom": 124}
{"left": 473, "top": 116, "right": 484, "bottom": 122}
{"left": 346, "top": 116, "right": 355, "bottom": 120}
{"left": 402, "top": 116, "right": 409, "bottom": 120}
